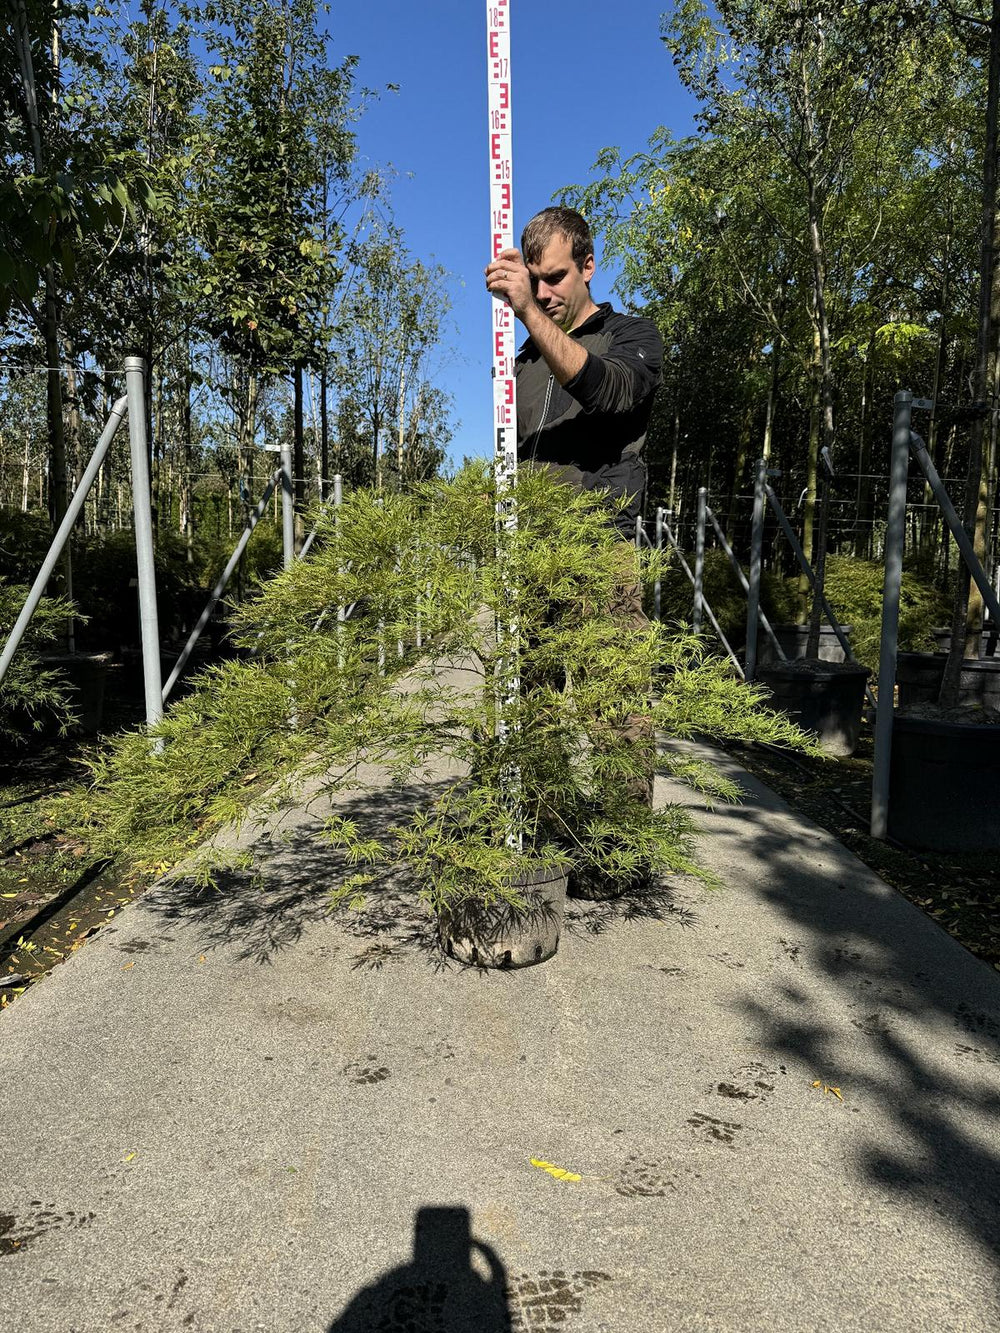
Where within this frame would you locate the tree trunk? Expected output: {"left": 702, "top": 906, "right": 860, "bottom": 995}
{"left": 319, "top": 363, "right": 329, "bottom": 501}
{"left": 852, "top": 334, "right": 876, "bottom": 559}
{"left": 940, "top": 0, "right": 1000, "bottom": 706}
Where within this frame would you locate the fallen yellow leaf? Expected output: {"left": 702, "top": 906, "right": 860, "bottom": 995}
{"left": 530, "top": 1157, "right": 582, "bottom": 1183}
{"left": 123, "top": 1151, "right": 136, "bottom": 1163}
{"left": 121, "top": 962, "right": 134, "bottom": 971}
{"left": 198, "top": 955, "right": 206, "bottom": 963}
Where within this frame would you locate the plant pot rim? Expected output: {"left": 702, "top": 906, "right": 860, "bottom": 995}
{"left": 39, "top": 650, "right": 114, "bottom": 665}
{"left": 758, "top": 659, "right": 870, "bottom": 680}
{"left": 895, "top": 713, "right": 1000, "bottom": 736}
{"left": 949, "top": 656, "right": 1000, "bottom": 674}
{"left": 768, "top": 621, "right": 854, "bottom": 631}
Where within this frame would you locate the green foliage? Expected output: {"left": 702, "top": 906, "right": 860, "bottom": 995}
{"left": 57, "top": 467, "right": 816, "bottom": 912}
{"left": 756, "top": 552, "right": 948, "bottom": 671}
{"left": 657, "top": 548, "right": 750, "bottom": 647}
{"left": 789, "top": 555, "right": 949, "bottom": 672}
{"left": 0, "top": 583, "right": 78, "bottom": 739}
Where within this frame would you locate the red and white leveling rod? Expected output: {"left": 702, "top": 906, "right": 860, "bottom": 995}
{"left": 487, "top": 0, "right": 517, "bottom": 499}
{"left": 486, "top": 0, "right": 521, "bottom": 836}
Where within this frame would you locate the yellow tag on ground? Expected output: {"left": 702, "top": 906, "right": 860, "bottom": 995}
{"left": 530, "top": 1157, "right": 582, "bottom": 1182}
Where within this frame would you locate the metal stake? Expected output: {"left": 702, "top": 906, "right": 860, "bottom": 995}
{"left": 745, "top": 458, "right": 767, "bottom": 682}
{"left": 0, "top": 397, "right": 127, "bottom": 689}
{"left": 693, "top": 486, "right": 707, "bottom": 630}
{"left": 763, "top": 483, "right": 876, "bottom": 709}
{"left": 871, "top": 391, "right": 911, "bottom": 840}
{"left": 662, "top": 519, "right": 744, "bottom": 678}
{"left": 908, "top": 430, "right": 1000, "bottom": 625}
{"left": 124, "top": 357, "right": 163, "bottom": 731}
{"left": 280, "top": 441, "right": 295, "bottom": 570}
{"left": 162, "top": 470, "right": 282, "bottom": 703}
{"left": 654, "top": 507, "right": 664, "bottom": 622}
{"left": 706, "top": 503, "right": 786, "bottom": 662}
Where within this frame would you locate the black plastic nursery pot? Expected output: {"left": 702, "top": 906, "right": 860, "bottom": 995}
{"left": 757, "top": 658, "right": 870, "bottom": 757}
{"left": 888, "top": 715, "right": 1000, "bottom": 853}
{"left": 896, "top": 653, "right": 1000, "bottom": 711}
{"left": 757, "top": 622, "right": 852, "bottom": 666}
{"left": 896, "top": 652, "right": 946, "bottom": 708}
{"left": 932, "top": 623, "right": 998, "bottom": 656}
{"left": 438, "top": 864, "right": 568, "bottom": 968}
{"left": 568, "top": 859, "right": 652, "bottom": 901}
{"left": 39, "top": 651, "right": 112, "bottom": 734}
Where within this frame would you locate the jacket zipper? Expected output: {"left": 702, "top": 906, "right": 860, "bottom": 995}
{"left": 528, "top": 374, "right": 554, "bottom": 462}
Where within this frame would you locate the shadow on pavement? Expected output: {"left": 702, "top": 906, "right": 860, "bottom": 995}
{"left": 699, "top": 766, "right": 1000, "bottom": 1284}
{"left": 327, "top": 1205, "right": 512, "bottom": 1331}
{"left": 147, "top": 779, "right": 702, "bottom": 968}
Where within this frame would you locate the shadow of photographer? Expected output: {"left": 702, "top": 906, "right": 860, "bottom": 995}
{"left": 327, "top": 1205, "right": 513, "bottom": 1331}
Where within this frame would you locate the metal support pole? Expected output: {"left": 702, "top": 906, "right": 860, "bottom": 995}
{"left": 908, "top": 430, "right": 1000, "bottom": 626}
{"left": 693, "top": 486, "right": 707, "bottom": 631}
{"left": 745, "top": 458, "right": 767, "bottom": 682}
{"left": 871, "top": 391, "right": 912, "bottom": 840}
{"left": 280, "top": 441, "right": 295, "bottom": 571}
{"left": 654, "top": 508, "right": 664, "bottom": 622}
{"left": 124, "top": 357, "right": 163, "bottom": 731}
{"left": 662, "top": 520, "right": 744, "bottom": 678}
{"left": 635, "top": 514, "right": 644, "bottom": 547}
{"left": 329, "top": 474, "right": 345, "bottom": 669}
{"left": 162, "top": 470, "right": 282, "bottom": 703}
{"left": 0, "top": 396, "right": 127, "bottom": 689}
{"left": 707, "top": 503, "right": 787, "bottom": 662}
{"left": 764, "top": 482, "right": 863, "bottom": 674}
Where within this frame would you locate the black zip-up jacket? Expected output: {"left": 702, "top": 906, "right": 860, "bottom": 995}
{"left": 515, "top": 302, "right": 663, "bottom": 536}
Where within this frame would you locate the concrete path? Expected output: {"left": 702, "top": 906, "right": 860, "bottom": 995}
{"left": 1, "top": 734, "right": 998, "bottom": 1332}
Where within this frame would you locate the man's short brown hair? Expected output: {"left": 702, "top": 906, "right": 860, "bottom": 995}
{"left": 521, "top": 206, "right": 594, "bottom": 271}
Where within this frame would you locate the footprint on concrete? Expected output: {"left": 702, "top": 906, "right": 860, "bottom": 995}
{"left": 955, "top": 1004, "right": 1000, "bottom": 1040}
{"left": 342, "top": 1057, "right": 391, "bottom": 1085}
{"left": 614, "top": 1155, "right": 677, "bottom": 1197}
{"left": 713, "top": 1061, "right": 779, "bottom": 1105}
{"left": 507, "top": 1269, "right": 611, "bottom": 1331}
{"left": 954, "top": 1043, "right": 1000, "bottom": 1067}
{"left": 851, "top": 1011, "right": 895, "bottom": 1037}
{"left": 708, "top": 951, "right": 746, "bottom": 970}
{"left": 0, "top": 1204, "right": 94, "bottom": 1256}
{"left": 687, "top": 1112, "right": 741, "bottom": 1146}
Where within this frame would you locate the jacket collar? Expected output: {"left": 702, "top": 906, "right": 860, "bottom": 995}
{"left": 519, "top": 301, "right": 613, "bottom": 355}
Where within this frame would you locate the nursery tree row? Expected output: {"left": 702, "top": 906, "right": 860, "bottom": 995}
{"left": 566, "top": 0, "right": 1000, "bottom": 648}
{"left": 1, "top": 0, "right": 454, "bottom": 590}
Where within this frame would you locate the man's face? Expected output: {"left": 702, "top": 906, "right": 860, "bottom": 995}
{"left": 526, "top": 232, "right": 595, "bottom": 332}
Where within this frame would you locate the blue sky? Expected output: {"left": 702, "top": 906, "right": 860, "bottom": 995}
{"left": 326, "top": 2, "right": 698, "bottom": 465}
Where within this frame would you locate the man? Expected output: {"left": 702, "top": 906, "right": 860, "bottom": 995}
{"left": 484, "top": 205, "right": 662, "bottom": 538}
{"left": 485, "top": 207, "right": 662, "bottom": 829}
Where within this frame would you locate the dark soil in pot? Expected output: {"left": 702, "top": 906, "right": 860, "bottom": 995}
{"left": 757, "top": 658, "right": 870, "bottom": 757}
{"left": 438, "top": 864, "right": 568, "bottom": 968}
